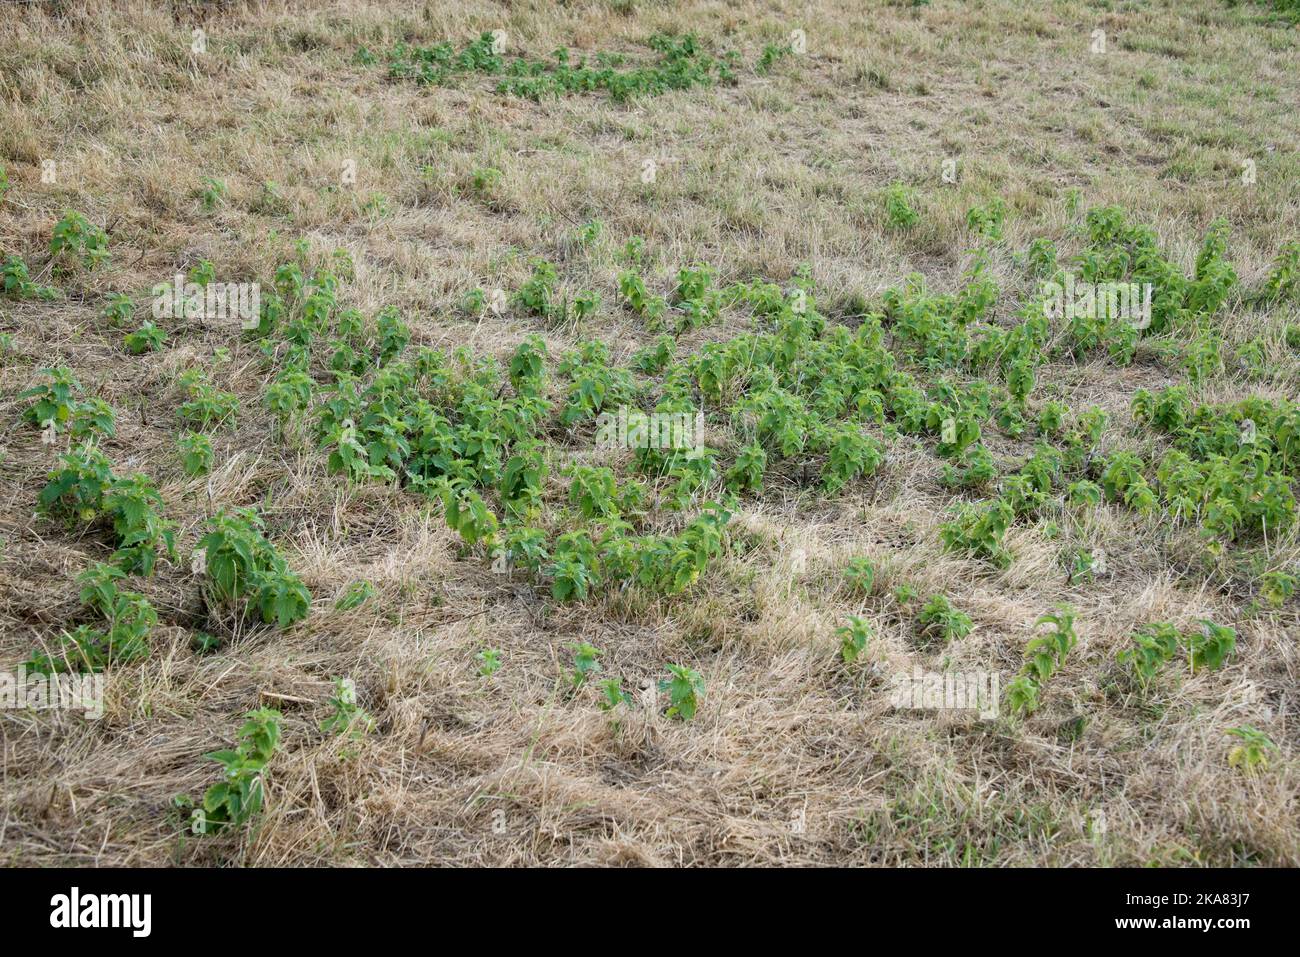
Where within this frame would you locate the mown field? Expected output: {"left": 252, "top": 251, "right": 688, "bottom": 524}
{"left": 1, "top": 0, "right": 1298, "bottom": 866}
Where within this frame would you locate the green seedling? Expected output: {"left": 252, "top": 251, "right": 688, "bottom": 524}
{"left": 836, "top": 615, "right": 872, "bottom": 664}
{"left": 660, "top": 663, "right": 704, "bottom": 720}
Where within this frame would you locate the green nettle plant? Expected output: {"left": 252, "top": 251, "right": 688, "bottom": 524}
{"left": 1099, "top": 451, "right": 1156, "bottom": 513}
{"left": 439, "top": 485, "right": 500, "bottom": 549}
{"left": 1006, "top": 605, "right": 1077, "bottom": 716}
{"left": 320, "top": 678, "right": 375, "bottom": 739}
{"left": 25, "top": 564, "right": 157, "bottom": 674}
{"left": 893, "top": 583, "right": 918, "bottom": 606}
{"left": 916, "top": 595, "right": 972, "bottom": 643}
{"left": 965, "top": 198, "right": 1006, "bottom": 242}
{"left": 102, "top": 473, "right": 177, "bottom": 575}
{"left": 660, "top": 664, "right": 705, "bottom": 720}
{"left": 941, "top": 443, "right": 997, "bottom": 490}
{"left": 884, "top": 183, "right": 919, "bottom": 228}
{"left": 68, "top": 398, "right": 116, "bottom": 441}
{"left": 21, "top": 366, "right": 82, "bottom": 432}
{"left": 50, "top": 210, "right": 110, "bottom": 270}
{"left": 820, "top": 424, "right": 884, "bottom": 492}
{"left": 477, "top": 647, "right": 502, "bottom": 677}
{"left": 843, "top": 557, "right": 876, "bottom": 595}
{"left": 836, "top": 615, "right": 872, "bottom": 664}
{"left": 178, "top": 431, "right": 213, "bottom": 476}
{"left": 39, "top": 443, "right": 114, "bottom": 524}
{"left": 3, "top": 253, "right": 56, "bottom": 298}
{"left": 37, "top": 446, "right": 176, "bottom": 575}
{"left": 500, "top": 443, "right": 547, "bottom": 517}
{"left": 460, "top": 286, "right": 487, "bottom": 315}
{"left": 498, "top": 525, "right": 548, "bottom": 576}
{"left": 1226, "top": 725, "right": 1277, "bottom": 775}
{"left": 1260, "top": 240, "right": 1299, "bottom": 303}
{"left": 264, "top": 369, "right": 314, "bottom": 428}
{"left": 1184, "top": 620, "right": 1237, "bottom": 673}
{"left": 514, "top": 258, "right": 560, "bottom": 320}
{"left": 756, "top": 41, "right": 792, "bottom": 74}
{"left": 1067, "top": 480, "right": 1102, "bottom": 507}
{"left": 621, "top": 236, "right": 648, "bottom": 265}
{"left": 574, "top": 218, "right": 603, "bottom": 247}
{"left": 572, "top": 289, "right": 600, "bottom": 323}
{"left": 325, "top": 418, "right": 394, "bottom": 483}
{"left": 1131, "top": 385, "right": 1189, "bottom": 432}
{"left": 1116, "top": 619, "right": 1236, "bottom": 685}
{"left": 1259, "top": 571, "right": 1296, "bottom": 608}
{"left": 508, "top": 333, "right": 548, "bottom": 391}
{"left": 178, "top": 374, "right": 240, "bottom": 430}
{"left": 567, "top": 465, "right": 620, "bottom": 519}
{"left": 76, "top": 560, "right": 126, "bottom": 615}
{"left": 197, "top": 508, "right": 311, "bottom": 628}
{"left": 188, "top": 258, "right": 217, "bottom": 287}
{"left": 1021, "top": 237, "right": 1058, "bottom": 277}
{"left": 199, "top": 176, "right": 227, "bottom": 210}
{"left": 618, "top": 268, "right": 668, "bottom": 327}
{"left": 597, "top": 678, "right": 633, "bottom": 711}
{"left": 633, "top": 334, "right": 676, "bottom": 375}
{"left": 1067, "top": 548, "right": 1103, "bottom": 585}
{"left": 1037, "top": 400, "right": 1068, "bottom": 435}
{"left": 724, "top": 440, "right": 767, "bottom": 494}
{"left": 191, "top": 632, "right": 222, "bottom": 654}
{"left": 1116, "top": 622, "right": 1181, "bottom": 688}
{"left": 102, "top": 293, "right": 134, "bottom": 326}
{"left": 547, "top": 530, "right": 599, "bottom": 601}
{"left": 14, "top": 196, "right": 1281, "bottom": 840}
{"left": 470, "top": 166, "right": 502, "bottom": 195}
{"left": 124, "top": 320, "right": 166, "bottom": 354}
{"left": 334, "top": 580, "right": 375, "bottom": 611}
{"left": 568, "top": 642, "right": 602, "bottom": 689}
{"left": 940, "top": 499, "right": 1014, "bottom": 567}
{"left": 187, "top": 708, "right": 283, "bottom": 834}
{"left": 379, "top": 32, "right": 740, "bottom": 103}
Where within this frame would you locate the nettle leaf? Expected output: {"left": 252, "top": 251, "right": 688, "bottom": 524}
{"left": 1187, "top": 620, "right": 1236, "bottom": 672}
{"left": 258, "top": 571, "right": 310, "bottom": 627}
{"left": 204, "top": 749, "right": 240, "bottom": 768}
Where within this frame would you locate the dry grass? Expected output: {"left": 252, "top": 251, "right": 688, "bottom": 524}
{"left": 1, "top": 0, "right": 1298, "bottom": 866}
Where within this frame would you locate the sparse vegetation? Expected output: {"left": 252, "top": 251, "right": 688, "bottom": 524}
{"left": 2, "top": 0, "right": 1296, "bottom": 870}
{"left": 376, "top": 32, "right": 746, "bottom": 102}
{"left": 184, "top": 709, "right": 282, "bottom": 834}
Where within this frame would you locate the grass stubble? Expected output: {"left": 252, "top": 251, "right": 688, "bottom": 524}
{"left": 0, "top": 0, "right": 1297, "bottom": 866}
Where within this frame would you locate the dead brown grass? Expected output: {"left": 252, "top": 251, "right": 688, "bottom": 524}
{"left": 1, "top": 0, "right": 1298, "bottom": 866}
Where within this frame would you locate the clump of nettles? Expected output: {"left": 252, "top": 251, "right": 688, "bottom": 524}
{"left": 178, "top": 709, "right": 282, "bottom": 835}
{"left": 37, "top": 442, "right": 176, "bottom": 576}
{"left": 196, "top": 507, "right": 311, "bottom": 628}
{"left": 25, "top": 563, "right": 156, "bottom": 674}
{"left": 50, "top": 210, "right": 110, "bottom": 271}
{"left": 373, "top": 32, "right": 741, "bottom": 102}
